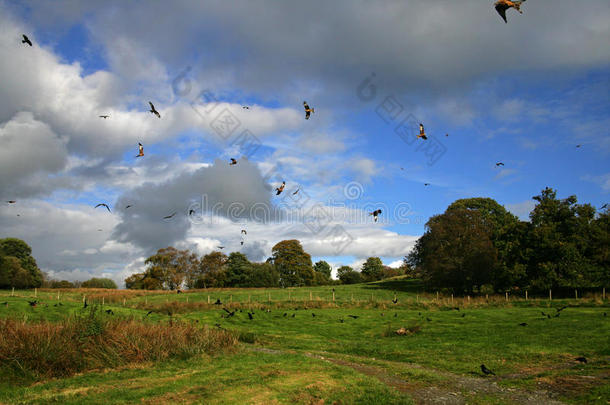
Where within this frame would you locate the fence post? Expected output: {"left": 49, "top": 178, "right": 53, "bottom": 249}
{"left": 505, "top": 292, "right": 508, "bottom": 302}
{"left": 351, "top": 293, "right": 354, "bottom": 303}
{"left": 575, "top": 289, "right": 578, "bottom": 299}
{"left": 12, "top": 287, "right": 14, "bottom": 296}
{"left": 604, "top": 287, "right": 606, "bottom": 300}
{"left": 333, "top": 291, "right": 335, "bottom": 302}
{"left": 57, "top": 292, "right": 60, "bottom": 300}
{"left": 123, "top": 298, "right": 126, "bottom": 306}
{"left": 289, "top": 291, "right": 291, "bottom": 301}
{"left": 525, "top": 290, "right": 528, "bottom": 300}
{"left": 451, "top": 294, "right": 454, "bottom": 305}
{"left": 186, "top": 296, "right": 189, "bottom": 303}
{"left": 35, "top": 288, "right": 37, "bottom": 297}
{"left": 416, "top": 294, "right": 419, "bottom": 303}
{"left": 208, "top": 295, "right": 210, "bottom": 304}
{"left": 248, "top": 295, "right": 251, "bottom": 303}
{"left": 102, "top": 297, "right": 105, "bottom": 306}
{"left": 145, "top": 297, "right": 147, "bottom": 304}
{"left": 467, "top": 295, "right": 471, "bottom": 303}
{"left": 268, "top": 292, "right": 271, "bottom": 303}
{"left": 436, "top": 291, "right": 439, "bottom": 301}
{"left": 549, "top": 289, "right": 552, "bottom": 300}
{"left": 230, "top": 295, "right": 232, "bottom": 303}
{"left": 485, "top": 294, "right": 488, "bottom": 300}
{"left": 310, "top": 291, "right": 312, "bottom": 301}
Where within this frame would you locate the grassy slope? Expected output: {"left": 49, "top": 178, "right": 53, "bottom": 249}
{"left": 1, "top": 279, "right": 608, "bottom": 404}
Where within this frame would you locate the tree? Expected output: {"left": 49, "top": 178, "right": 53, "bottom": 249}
{"left": 270, "top": 240, "right": 314, "bottom": 287}
{"left": 126, "top": 247, "right": 197, "bottom": 290}
{"left": 81, "top": 278, "right": 117, "bottom": 289}
{"left": 0, "top": 238, "right": 43, "bottom": 289}
{"left": 249, "top": 262, "right": 280, "bottom": 287}
{"left": 361, "top": 257, "right": 384, "bottom": 282}
{"left": 337, "top": 265, "right": 362, "bottom": 284}
{"left": 225, "top": 252, "right": 251, "bottom": 287}
{"left": 313, "top": 260, "right": 332, "bottom": 285}
{"left": 195, "top": 251, "right": 228, "bottom": 288}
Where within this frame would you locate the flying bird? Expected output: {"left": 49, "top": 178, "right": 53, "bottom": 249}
{"left": 99, "top": 115, "right": 110, "bottom": 119}
{"left": 229, "top": 158, "right": 237, "bottom": 165}
{"left": 242, "top": 106, "right": 250, "bottom": 109}
{"left": 136, "top": 143, "right": 144, "bottom": 157}
{"left": 424, "top": 183, "right": 430, "bottom": 186}
{"left": 495, "top": 162, "right": 505, "bottom": 167}
{"left": 148, "top": 101, "right": 161, "bottom": 118}
{"left": 293, "top": 188, "right": 300, "bottom": 195}
{"left": 369, "top": 209, "right": 382, "bottom": 222}
{"left": 600, "top": 204, "right": 608, "bottom": 209}
{"left": 22, "top": 34, "right": 32, "bottom": 46}
{"left": 95, "top": 203, "right": 111, "bottom": 212}
{"left": 481, "top": 364, "right": 495, "bottom": 376}
{"left": 163, "top": 212, "right": 177, "bottom": 220}
{"left": 576, "top": 144, "right": 582, "bottom": 148}
{"left": 6, "top": 201, "right": 16, "bottom": 204}
{"left": 494, "top": 0, "right": 526, "bottom": 24}
{"left": 125, "top": 205, "right": 133, "bottom": 209}
{"left": 241, "top": 229, "right": 247, "bottom": 235}
{"left": 189, "top": 209, "right": 196, "bottom": 216}
{"left": 303, "top": 101, "right": 315, "bottom": 120}
{"left": 417, "top": 123, "right": 428, "bottom": 140}
{"left": 217, "top": 246, "right": 225, "bottom": 249}
{"left": 276, "top": 181, "right": 286, "bottom": 195}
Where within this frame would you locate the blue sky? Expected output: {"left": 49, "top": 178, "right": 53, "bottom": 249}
{"left": 0, "top": 0, "right": 608, "bottom": 285}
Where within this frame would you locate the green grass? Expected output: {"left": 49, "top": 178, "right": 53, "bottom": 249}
{"left": 1, "top": 280, "right": 609, "bottom": 404}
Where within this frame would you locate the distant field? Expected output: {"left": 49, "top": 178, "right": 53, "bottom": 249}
{"left": 0, "top": 279, "right": 608, "bottom": 404}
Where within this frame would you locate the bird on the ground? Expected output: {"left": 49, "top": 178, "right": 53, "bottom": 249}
{"left": 22, "top": 34, "right": 32, "bottom": 46}
{"left": 6, "top": 201, "right": 16, "bottom": 204}
{"left": 217, "top": 246, "right": 225, "bottom": 249}
{"left": 105, "top": 309, "right": 114, "bottom": 315}
{"left": 230, "top": 158, "right": 237, "bottom": 165}
{"left": 248, "top": 312, "right": 253, "bottom": 320}
{"left": 495, "top": 162, "right": 504, "bottom": 167}
{"left": 541, "top": 311, "right": 548, "bottom": 317}
{"left": 556, "top": 305, "right": 568, "bottom": 313}
{"left": 292, "top": 313, "right": 296, "bottom": 318}
{"left": 83, "top": 299, "right": 88, "bottom": 309}
{"left": 283, "top": 312, "right": 287, "bottom": 317}
{"left": 426, "top": 317, "right": 432, "bottom": 322}
{"left": 417, "top": 123, "right": 428, "bottom": 140}
{"left": 461, "top": 313, "right": 466, "bottom": 317}
{"left": 519, "top": 322, "right": 528, "bottom": 326}
{"left": 163, "top": 212, "right": 177, "bottom": 220}
{"left": 222, "top": 308, "right": 235, "bottom": 317}
{"left": 394, "top": 313, "right": 398, "bottom": 317}
{"left": 176, "top": 289, "right": 182, "bottom": 294}
{"left": 494, "top": 0, "right": 526, "bottom": 24}
{"left": 214, "top": 299, "right": 222, "bottom": 305}
{"left": 99, "top": 115, "right": 110, "bottom": 119}
{"left": 28, "top": 300, "right": 37, "bottom": 307}
{"left": 481, "top": 364, "right": 496, "bottom": 376}
{"left": 146, "top": 310, "right": 154, "bottom": 317}
{"left": 276, "top": 181, "right": 286, "bottom": 195}
{"left": 149, "top": 101, "right": 161, "bottom": 118}
{"left": 575, "top": 357, "right": 587, "bottom": 364}
{"left": 369, "top": 209, "right": 382, "bottom": 222}
{"left": 381, "top": 313, "right": 384, "bottom": 317}
{"left": 136, "top": 143, "right": 144, "bottom": 157}
{"left": 214, "top": 323, "right": 224, "bottom": 329}
{"left": 604, "top": 312, "right": 607, "bottom": 317}
{"left": 95, "top": 203, "right": 111, "bottom": 212}
{"left": 392, "top": 297, "right": 398, "bottom": 304}
{"left": 347, "top": 315, "right": 359, "bottom": 319}
{"left": 339, "top": 318, "right": 344, "bottom": 323}
{"left": 312, "top": 313, "right": 316, "bottom": 317}
{"left": 303, "top": 101, "right": 315, "bottom": 120}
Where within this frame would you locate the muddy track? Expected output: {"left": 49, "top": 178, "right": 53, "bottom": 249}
{"left": 247, "top": 346, "right": 566, "bottom": 404}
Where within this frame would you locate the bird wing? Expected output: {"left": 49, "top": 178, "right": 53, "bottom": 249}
{"left": 149, "top": 101, "right": 155, "bottom": 111}
{"left": 305, "top": 110, "right": 310, "bottom": 119}
{"left": 495, "top": 4, "right": 508, "bottom": 23}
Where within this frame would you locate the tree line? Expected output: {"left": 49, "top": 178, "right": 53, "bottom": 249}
{"left": 406, "top": 188, "right": 609, "bottom": 294}
{"left": 125, "top": 240, "right": 406, "bottom": 290}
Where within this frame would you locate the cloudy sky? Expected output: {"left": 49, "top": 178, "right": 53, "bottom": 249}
{"left": 1, "top": 0, "right": 608, "bottom": 286}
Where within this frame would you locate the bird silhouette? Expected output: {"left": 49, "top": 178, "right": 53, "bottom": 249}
{"left": 105, "top": 309, "right": 114, "bottom": 315}
{"left": 575, "top": 357, "right": 587, "bottom": 364}
{"left": 230, "top": 158, "right": 237, "bottom": 165}
{"left": 146, "top": 310, "right": 154, "bottom": 317}
{"left": 95, "top": 203, "right": 111, "bottom": 212}
{"left": 424, "top": 183, "right": 430, "bottom": 186}
{"left": 426, "top": 317, "right": 432, "bottom": 322}
{"left": 601, "top": 204, "right": 608, "bottom": 209}
{"left": 22, "top": 34, "right": 32, "bottom": 46}
{"left": 392, "top": 297, "right": 398, "bottom": 304}
{"left": 189, "top": 209, "right": 196, "bottom": 216}
{"left": 276, "top": 181, "right": 286, "bottom": 195}
{"left": 494, "top": 0, "right": 526, "bottom": 24}
{"left": 417, "top": 123, "right": 428, "bottom": 140}
{"left": 214, "top": 299, "right": 222, "bottom": 305}
{"left": 292, "top": 313, "right": 296, "bottom": 318}
{"left": 293, "top": 187, "right": 300, "bottom": 195}
{"left": 481, "top": 364, "right": 495, "bottom": 375}
{"left": 248, "top": 312, "right": 254, "bottom": 320}
{"left": 241, "top": 229, "right": 247, "bottom": 235}
{"left": 347, "top": 315, "right": 359, "bottom": 319}
{"left": 495, "top": 162, "right": 504, "bottom": 167}
{"left": 99, "top": 115, "right": 110, "bottom": 119}
{"left": 217, "top": 246, "right": 225, "bottom": 250}
{"left": 6, "top": 201, "right": 16, "bottom": 204}
{"left": 576, "top": 144, "right": 582, "bottom": 148}
{"left": 303, "top": 101, "right": 315, "bottom": 119}
{"left": 369, "top": 209, "right": 382, "bottom": 222}
{"left": 148, "top": 101, "right": 161, "bottom": 118}
{"left": 83, "top": 299, "right": 88, "bottom": 309}
{"left": 136, "top": 143, "right": 144, "bottom": 157}
{"left": 163, "top": 212, "right": 177, "bottom": 220}
{"left": 242, "top": 106, "right": 250, "bottom": 109}
{"left": 461, "top": 313, "right": 466, "bottom": 317}
{"left": 28, "top": 300, "right": 37, "bottom": 307}
{"left": 125, "top": 205, "right": 133, "bottom": 209}
{"left": 518, "top": 322, "right": 527, "bottom": 326}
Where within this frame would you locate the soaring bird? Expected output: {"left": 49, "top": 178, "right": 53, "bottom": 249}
{"left": 163, "top": 212, "right": 177, "bottom": 220}
{"left": 424, "top": 183, "right": 430, "bottom": 186}
{"left": 417, "top": 123, "right": 428, "bottom": 140}
{"left": 276, "top": 181, "right": 286, "bottom": 195}
{"left": 576, "top": 144, "right": 582, "bottom": 148}
{"left": 600, "top": 203, "right": 608, "bottom": 210}
{"left": 136, "top": 143, "right": 144, "bottom": 157}
{"left": 494, "top": 0, "right": 526, "bottom": 24}
{"left": 241, "top": 229, "right": 247, "bottom": 235}
{"left": 22, "top": 34, "right": 32, "bottom": 46}
{"left": 125, "top": 205, "right": 133, "bottom": 209}
{"left": 95, "top": 203, "right": 111, "bottom": 212}
{"left": 242, "top": 106, "right": 250, "bottom": 109}
{"left": 217, "top": 246, "right": 225, "bottom": 249}
{"left": 293, "top": 188, "right": 300, "bottom": 195}
{"left": 303, "top": 101, "right": 315, "bottom": 120}
{"left": 149, "top": 101, "right": 161, "bottom": 118}
{"left": 6, "top": 201, "right": 16, "bottom": 204}
{"left": 495, "top": 162, "right": 505, "bottom": 167}
{"left": 481, "top": 364, "right": 496, "bottom": 376}
{"left": 230, "top": 158, "right": 237, "bottom": 165}
{"left": 369, "top": 209, "right": 382, "bottom": 222}
{"left": 189, "top": 209, "right": 196, "bottom": 216}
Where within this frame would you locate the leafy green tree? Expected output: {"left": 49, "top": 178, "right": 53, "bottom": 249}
{"left": 81, "top": 278, "right": 117, "bottom": 289}
{"left": 361, "top": 257, "right": 384, "bottom": 282}
{"left": 337, "top": 265, "right": 362, "bottom": 284}
{"left": 270, "top": 240, "right": 314, "bottom": 287}
{"left": 249, "top": 262, "right": 280, "bottom": 287}
{"left": 50, "top": 280, "right": 75, "bottom": 288}
{"left": 225, "top": 252, "right": 252, "bottom": 287}
{"left": 0, "top": 238, "right": 43, "bottom": 288}
{"left": 313, "top": 260, "right": 332, "bottom": 285}
{"left": 195, "top": 251, "right": 228, "bottom": 288}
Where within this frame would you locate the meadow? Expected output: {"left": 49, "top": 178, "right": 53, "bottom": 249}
{"left": 0, "top": 279, "right": 608, "bottom": 404}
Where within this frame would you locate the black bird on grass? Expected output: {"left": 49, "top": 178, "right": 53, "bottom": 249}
{"left": 1, "top": 302, "right": 8, "bottom": 307}
{"left": 312, "top": 313, "right": 316, "bottom": 317}
{"left": 541, "top": 311, "right": 548, "bottom": 317}
{"left": 394, "top": 313, "right": 398, "bottom": 318}
{"left": 347, "top": 315, "right": 359, "bottom": 319}
{"left": 339, "top": 318, "right": 344, "bottom": 323}
{"left": 556, "top": 305, "right": 568, "bottom": 313}
{"left": 481, "top": 364, "right": 495, "bottom": 376}
{"left": 283, "top": 312, "right": 287, "bottom": 317}
{"left": 426, "top": 317, "right": 432, "bottom": 322}
{"left": 215, "top": 323, "right": 224, "bottom": 329}
{"left": 518, "top": 322, "right": 528, "bottom": 326}
{"left": 222, "top": 308, "right": 235, "bottom": 317}
{"left": 28, "top": 300, "right": 37, "bottom": 307}
{"left": 248, "top": 312, "right": 253, "bottom": 320}
{"left": 146, "top": 310, "right": 154, "bottom": 317}
{"left": 22, "top": 34, "right": 32, "bottom": 46}
{"left": 575, "top": 357, "right": 587, "bottom": 364}
{"left": 392, "top": 297, "right": 398, "bottom": 304}
{"left": 214, "top": 299, "right": 222, "bottom": 305}
{"left": 292, "top": 313, "right": 296, "bottom": 318}
{"left": 83, "top": 299, "right": 88, "bottom": 309}
{"left": 105, "top": 309, "right": 114, "bottom": 315}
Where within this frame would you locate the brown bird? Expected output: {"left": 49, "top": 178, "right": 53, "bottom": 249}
{"left": 241, "top": 229, "right": 247, "bottom": 235}
{"left": 276, "top": 181, "right": 286, "bottom": 195}
{"left": 303, "top": 101, "right": 315, "bottom": 120}
{"left": 148, "top": 101, "right": 161, "bottom": 118}
{"left": 99, "top": 115, "right": 110, "bottom": 119}
{"left": 136, "top": 143, "right": 144, "bottom": 157}
{"left": 417, "top": 123, "right": 428, "bottom": 140}
{"left": 22, "top": 34, "right": 32, "bottom": 46}
{"left": 369, "top": 209, "right": 382, "bottom": 222}
{"left": 293, "top": 187, "right": 300, "bottom": 195}
{"left": 163, "top": 212, "right": 177, "bottom": 220}
{"left": 95, "top": 203, "right": 111, "bottom": 212}
{"left": 494, "top": 0, "right": 526, "bottom": 24}
{"left": 230, "top": 158, "right": 237, "bottom": 165}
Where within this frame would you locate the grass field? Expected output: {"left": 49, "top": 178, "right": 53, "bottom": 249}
{"left": 0, "top": 278, "right": 608, "bottom": 404}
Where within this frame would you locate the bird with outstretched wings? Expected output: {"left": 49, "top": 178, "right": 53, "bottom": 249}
{"left": 369, "top": 209, "right": 382, "bottom": 222}
{"left": 136, "top": 143, "right": 144, "bottom": 157}
{"left": 163, "top": 212, "right": 177, "bottom": 220}
{"left": 418, "top": 123, "right": 428, "bottom": 140}
{"left": 276, "top": 181, "right": 286, "bottom": 195}
{"left": 22, "top": 34, "right": 32, "bottom": 46}
{"left": 303, "top": 101, "right": 315, "bottom": 120}
{"left": 230, "top": 158, "right": 237, "bottom": 165}
{"left": 494, "top": 0, "right": 526, "bottom": 24}
{"left": 95, "top": 203, "right": 111, "bottom": 212}
{"left": 149, "top": 101, "right": 161, "bottom": 118}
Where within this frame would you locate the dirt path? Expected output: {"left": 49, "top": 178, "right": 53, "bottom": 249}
{"left": 248, "top": 347, "right": 566, "bottom": 404}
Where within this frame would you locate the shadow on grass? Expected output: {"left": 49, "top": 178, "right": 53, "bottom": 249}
{"left": 360, "top": 277, "right": 425, "bottom": 293}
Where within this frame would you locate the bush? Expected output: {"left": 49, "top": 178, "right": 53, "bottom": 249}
{"left": 81, "top": 278, "right": 117, "bottom": 289}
